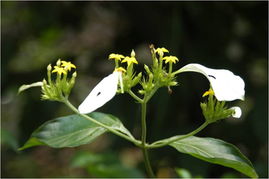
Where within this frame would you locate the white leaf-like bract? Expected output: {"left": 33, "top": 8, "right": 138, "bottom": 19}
{"left": 78, "top": 71, "right": 120, "bottom": 114}
{"left": 230, "top": 106, "right": 242, "bottom": 118}
{"left": 178, "top": 63, "right": 245, "bottom": 101}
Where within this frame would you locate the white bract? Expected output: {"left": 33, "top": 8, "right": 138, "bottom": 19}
{"left": 78, "top": 71, "right": 121, "bottom": 114}
{"left": 177, "top": 63, "right": 245, "bottom": 101}
{"left": 230, "top": 106, "right": 242, "bottom": 118}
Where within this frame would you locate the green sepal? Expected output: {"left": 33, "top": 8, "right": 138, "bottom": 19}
{"left": 201, "top": 95, "right": 234, "bottom": 123}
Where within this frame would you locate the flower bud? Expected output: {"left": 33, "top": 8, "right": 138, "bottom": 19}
{"left": 47, "top": 64, "right": 52, "bottom": 71}
{"left": 131, "top": 49, "right": 135, "bottom": 57}
{"left": 169, "top": 81, "right": 178, "bottom": 86}
{"left": 56, "top": 59, "right": 61, "bottom": 66}
{"left": 149, "top": 73, "right": 153, "bottom": 82}
{"left": 42, "top": 79, "right": 47, "bottom": 85}
{"left": 138, "top": 90, "right": 145, "bottom": 94}
{"left": 132, "top": 72, "right": 142, "bottom": 86}
{"left": 72, "top": 71, "right": 77, "bottom": 78}
{"left": 144, "top": 65, "right": 152, "bottom": 75}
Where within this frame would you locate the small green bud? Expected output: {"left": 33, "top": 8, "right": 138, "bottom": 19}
{"left": 56, "top": 59, "right": 61, "bottom": 66}
{"left": 47, "top": 64, "right": 52, "bottom": 71}
{"left": 72, "top": 71, "right": 77, "bottom": 78}
{"left": 132, "top": 72, "right": 142, "bottom": 86}
{"left": 43, "top": 79, "right": 47, "bottom": 85}
{"left": 138, "top": 90, "right": 145, "bottom": 94}
{"left": 169, "top": 81, "right": 178, "bottom": 86}
{"left": 144, "top": 64, "right": 152, "bottom": 75}
{"left": 149, "top": 73, "right": 153, "bottom": 82}
{"left": 131, "top": 49, "right": 135, "bottom": 57}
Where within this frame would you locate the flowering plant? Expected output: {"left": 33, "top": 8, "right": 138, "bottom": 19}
{"left": 18, "top": 45, "right": 257, "bottom": 178}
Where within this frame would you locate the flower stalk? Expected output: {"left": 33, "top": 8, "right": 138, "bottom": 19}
{"left": 141, "top": 101, "right": 155, "bottom": 177}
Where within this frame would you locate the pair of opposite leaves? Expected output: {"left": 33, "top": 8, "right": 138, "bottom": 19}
{"left": 78, "top": 63, "right": 245, "bottom": 114}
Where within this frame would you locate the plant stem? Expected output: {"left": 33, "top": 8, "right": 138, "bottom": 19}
{"left": 145, "top": 86, "right": 159, "bottom": 103}
{"left": 128, "top": 90, "right": 143, "bottom": 103}
{"left": 63, "top": 99, "right": 141, "bottom": 147}
{"left": 141, "top": 102, "right": 155, "bottom": 177}
{"left": 148, "top": 121, "right": 209, "bottom": 149}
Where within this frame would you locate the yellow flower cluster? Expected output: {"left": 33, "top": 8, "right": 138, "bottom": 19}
{"left": 108, "top": 50, "right": 138, "bottom": 68}
{"left": 52, "top": 60, "right": 76, "bottom": 75}
{"left": 153, "top": 47, "right": 179, "bottom": 64}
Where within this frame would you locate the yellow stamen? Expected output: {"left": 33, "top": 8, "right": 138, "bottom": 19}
{"left": 202, "top": 89, "right": 214, "bottom": 97}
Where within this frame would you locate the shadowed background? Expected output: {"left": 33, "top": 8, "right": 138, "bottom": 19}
{"left": 1, "top": 1, "right": 268, "bottom": 177}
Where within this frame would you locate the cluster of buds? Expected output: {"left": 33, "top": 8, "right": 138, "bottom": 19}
{"left": 108, "top": 46, "right": 180, "bottom": 97}
{"left": 139, "top": 45, "right": 179, "bottom": 95}
{"left": 41, "top": 59, "right": 77, "bottom": 102}
{"left": 200, "top": 89, "right": 240, "bottom": 123}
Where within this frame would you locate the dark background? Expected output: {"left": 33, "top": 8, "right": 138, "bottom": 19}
{"left": 1, "top": 1, "right": 268, "bottom": 177}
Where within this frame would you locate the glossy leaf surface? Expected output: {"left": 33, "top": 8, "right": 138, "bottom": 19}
{"left": 169, "top": 136, "right": 258, "bottom": 178}
{"left": 19, "top": 112, "right": 132, "bottom": 150}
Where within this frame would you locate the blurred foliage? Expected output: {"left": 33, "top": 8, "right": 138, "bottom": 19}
{"left": 175, "top": 168, "right": 193, "bottom": 178}
{"left": 71, "top": 151, "right": 143, "bottom": 177}
{"left": 1, "top": 1, "right": 268, "bottom": 178}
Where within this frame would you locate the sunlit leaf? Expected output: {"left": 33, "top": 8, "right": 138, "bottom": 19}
{"left": 170, "top": 136, "right": 258, "bottom": 178}
{"left": 19, "top": 112, "right": 132, "bottom": 150}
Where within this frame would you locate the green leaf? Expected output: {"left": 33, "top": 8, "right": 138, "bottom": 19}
{"left": 18, "top": 81, "right": 43, "bottom": 94}
{"left": 19, "top": 112, "right": 132, "bottom": 150}
{"left": 169, "top": 136, "right": 258, "bottom": 178}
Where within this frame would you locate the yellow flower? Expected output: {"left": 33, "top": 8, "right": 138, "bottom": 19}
{"left": 122, "top": 56, "right": 138, "bottom": 66}
{"left": 163, "top": 56, "right": 179, "bottom": 64}
{"left": 52, "top": 66, "right": 67, "bottom": 75}
{"left": 109, "top": 53, "right": 125, "bottom": 61}
{"left": 202, "top": 89, "right": 214, "bottom": 97}
{"left": 115, "top": 67, "right": 126, "bottom": 73}
{"left": 155, "top": 47, "right": 169, "bottom": 57}
{"left": 61, "top": 61, "right": 76, "bottom": 71}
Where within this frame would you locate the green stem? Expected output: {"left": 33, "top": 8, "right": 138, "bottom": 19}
{"left": 128, "top": 90, "right": 143, "bottom": 103}
{"left": 148, "top": 121, "right": 209, "bottom": 149}
{"left": 63, "top": 99, "right": 141, "bottom": 147}
{"left": 145, "top": 86, "right": 159, "bottom": 103}
{"left": 168, "top": 62, "right": 173, "bottom": 74}
{"left": 141, "top": 102, "right": 155, "bottom": 177}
